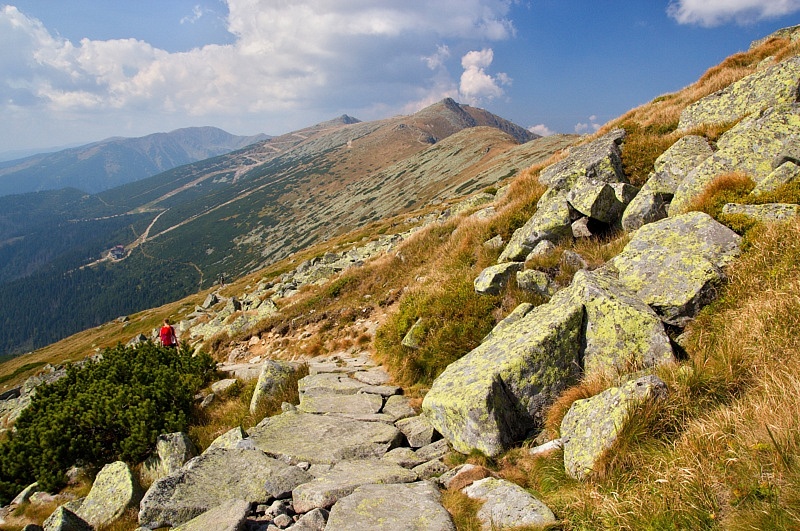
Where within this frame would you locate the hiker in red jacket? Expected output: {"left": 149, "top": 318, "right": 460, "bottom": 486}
{"left": 159, "top": 319, "right": 178, "bottom": 348}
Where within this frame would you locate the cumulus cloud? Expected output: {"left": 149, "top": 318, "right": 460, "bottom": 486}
{"left": 458, "top": 48, "right": 511, "bottom": 105}
{"left": 667, "top": 0, "right": 800, "bottom": 26}
{"left": 528, "top": 124, "right": 556, "bottom": 137}
{"left": 574, "top": 115, "right": 601, "bottom": 134}
{"left": 0, "top": 0, "right": 517, "bottom": 149}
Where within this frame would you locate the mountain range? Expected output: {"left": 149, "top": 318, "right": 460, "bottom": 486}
{"left": 0, "top": 126, "right": 270, "bottom": 196}
{"left": 0, "top": 98, "right": 572, "bottom": 357}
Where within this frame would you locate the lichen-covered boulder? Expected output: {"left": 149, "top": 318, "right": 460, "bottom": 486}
{"left": 516, "top": 269, "right": 554, "bottom": 297}
{"left": 75, "top": 461, "right": 142, "bottom": 528}
{"left": 395, "top": 415, "right": 437, "bottom": 448}
{"left": 138, "top": 448, "right": 312, "bottom": 529}
{"left": 171, "top": 499, "right": 250, "bottom": 531}
{"left": 538, "top": 129, "right": 627, "bottom": 190}
{"left": 678, "top": 56, "right": 800, "bottom": 129}
{"left": 482, "top": 303, "right": 534, "bottom": 343}
{"left": 401, "top": 318, "right": 425, "bottom": 349}
{"left": 141, "top": 432, "right": 197, "bottom": 483}
{"left": 42, "top": 506, "right": 92, "bottom": 531}
{"left": 462, "top": 477, "right": 556, "bottom": 531}
{"left": 721, "top": 202, "right": 800, "bottom": 222}
{"left": 622, "top": 135, "right": 714, "bottom": 231}
{"left": 474, "top": 262, "right": 523, "bottom": 294}
{"left": 325, "top": 481, "right": 455, "bottom": 531}
{"left": 671, "top": 104, "right": 800, "bottom": 214}
{"left": 422, "top": 288, "right": 584, "bottom": 456}
{"left": 753, "top": 159, "right": 800, "bottom": 193}
{"left": 497, "top": 189, "right": 573, "bottom": 262}
{"left": 567, "top": 181, "right": 624, "bottom": 223}
{"left": 561, "top": 375, "right": 668, "bottom": 480}
{"left": 248, "top": 411, "right": 402, "bottom": 464}
{"left": 291, "top": 459, "right": 417, "bottom": 513}
{"left": 382, "top": 395, "right": 417, "bottom": 423}
{"left": 298, "top": 392, "right": 382, "bottom": 415}
{"left": 569, "top": 269, "right": 674, "bottom": 375}
{"left": 250, "top": 360, "right": 301, "bottom": 415}
{"left": 204, "top": 426, "right": 246, "bottom": 453}
{"left": 607, "top": 212, "right": 741, "bottom": 326}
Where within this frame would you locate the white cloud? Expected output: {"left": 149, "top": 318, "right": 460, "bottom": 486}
{"left": 528, "top": 124, "right": 556, "bottom": 137}
{"left": 458, "top": 48, "right": 511, "bottom": 105}
{"left": 667, "top": 0, "right": 800, "bottom": 26}
{"left": 181, "top": 5, "right": 209, "bottom": 25}
{"left": 574, "top": 115, "right": 601, "bottom": 134}
{"left": 0, "top": 1, "right": 517, "bottom": 150}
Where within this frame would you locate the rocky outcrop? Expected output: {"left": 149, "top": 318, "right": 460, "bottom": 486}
{"left": 561, "top": 375, "right": 668, "bottom": 480}
{"left": 250, "top": 360, "right": 302, "bottom": 414}
{"left": 678, "top": 56, "right": 800, "bottom": 129}
{"left": 74, "top": 461, "right": 142, "bottom": 528}
{"left": 462, "top": 477, "right": 557, "bottom": 530}
{"left": 473, "top": 262, "right": 523, "bottom": 294}
{"left": 138, "top": 448, "right": 312, "bottom": 529}
{"left": 721, "top": 202, "right": 800, "bottom": 222}
{"left": 325, "top": 482, "right": 455, "bottom": 531}
{"left": 141, "top": 432, "right": 197, "bottom": 484}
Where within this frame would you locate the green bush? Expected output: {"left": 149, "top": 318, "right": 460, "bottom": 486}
{"left": 0, "top": 342, "right": 215, "bottom": 504}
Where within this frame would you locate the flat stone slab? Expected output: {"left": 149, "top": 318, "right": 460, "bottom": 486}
{"left": 352, "top": 367, "right": 392, "bottom": 386}
{"left": 395, "top": 416, "right": 436, "bottom": 448}
{"left": 248, "top": 411, "right": 402, "bottom": 464}
{"left": 382, "top": 395, "right": 417, "bottom": 422}
{"left": 292, "top": 460, "right": 417, "bottom": 513}
{"left": 463, "top": 477, "right": 557, "bottom": 530}
{"left": 138, "top": 449, "right": 312, "bottom": 529}
{"left": 298, "top": 373, "right": 366, "bottom": 396}
{"left": 172, "top": 499, "right": 250, "bottom": 531}
{"left": 325, "top": 481, "right": 455, "bottom": 531}
{"left": 721, "top": 202, "right": 800, "bottom": 223}
{"left": 298, "top": 392, "right": 383, "bottom": 415}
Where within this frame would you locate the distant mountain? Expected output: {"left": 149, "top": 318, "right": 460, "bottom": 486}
{"left": 0, "top": 99, "right": 566, "bottom": 356}
{"left": 0, "top": 127, "right": 269, "bottom": 196}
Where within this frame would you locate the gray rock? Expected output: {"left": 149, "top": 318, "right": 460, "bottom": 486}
{"left": 201, "top": 293, "right": 219, "bottom": 309}
{"left": 679, "top": 56, "right": 800, "bottom": 129}
{"left": 298, "top": 392, "right": 383, "bottom": 415}
{"left": 608, "top": 211, "right": 741, "bottom": 326}
{"left": 569, "top": 269, "right": 674, "bottom": 375}
{"left": 138, "top": 449, "right": 311, "bottom": 529}
{"left": 11, "top": 482, "right": 39, "bottom": 505}
{"left": 381, "top": 447, "right": 426, "bottom": 468}
{"left": 324, "top": 482, "right": 455, "bottom": 531}
{"left": 482, "top": 303, "right": 535, "bottom": 343}
{"left": 721, "top": 202, "right": 800, "bottom": 222}
{"left": 297, "top": 373, "right": 365, "bottom": 397}
{"left": 462, "top": 477, "right": 556, "bottom": 530}
{"left": 561, "top": 249, "right": 588, "bottom": 271}
{"left": 205, "top": 426, "right": 246, "bottom": 453}
{"left": 414, "top": 439, "right": 451, "bottom": 462}
{"left": 358, "top": 384, "right": 402, "bottom": 397}
{"left": 248, "top": 411, "right": 402, "bottom": 464}
{"left": 525, "top": 239, "right": 557, "bottom": 260}
{"left": 474, "top": 262, "right": 524, "bottom": 295}
{"left": 621, "top": 171, "right": 679, "bottom": 232}
{"left": 483, "top": 234, "right": 505, "bottom": 249}
{"left": 42, "top": 506, "right": 92, "bottom": 531}
{"left": 436, "top": 464, "right": 492, "bottom": 490}
{"left": 287, "top": 508, "right": 328, "bottom": 531}
{"left": 753, "top": 159, "right": 800, "bottom": 193}
{"left": 516, "top": 269, "right": 554, "bottom": 297}
{"left": 250, "top": 360, "right": 302, "bottom": 415}
{"left": 395, "top": 416, "right": 436, "bottom": 448}
{"left": 561, "top": 375, "right": 668, "bottom": 480}
{"left": 76, "top": 461, "right": 142, "bottom": 528}
{"left": 141, "top": 432, "right": 198, "bottom": 484}
{"left": 654, "top": 135, "right": 714, "bottom": 180}
{"left": 291, "top": 459, "right": 417, "bottom": 513}
{"left": 172, "top": 499, "right": 250, "bottom": 531}
{"left": 381, "top": 395, "right": 417, "bottom": 423}
{"left": 538, "top": 129, "right": 627, "bottom": 190}
{"left": 571, "top": 216, "right": 594, "bottom": 238}
{"left": 400, "top": 318, "right": 425, "bottom": 350}
{"left": 567, "top": 181, "right": 624, "bottom": 223}
{"left": 498, "top": 189, "right": 573, "bottom": 262}
{"left": 411, "top": 459, "right": 449, "bottom": 480}
{"left": 211, "top": 378, "right": 238, "bottom": 395}
{"left": 422, "top": 288, "right": 584, "bottom": 456}
{"left": 352, "top": 367, "right": 391, "bottom": 386}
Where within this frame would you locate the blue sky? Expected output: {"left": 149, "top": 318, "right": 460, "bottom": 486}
{"left": 2, "top": 1, "right": 800, "bottom": 156}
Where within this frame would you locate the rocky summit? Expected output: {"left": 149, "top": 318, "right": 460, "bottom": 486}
{"left": 2, "top": 23, "right": 800, "bottom": 531}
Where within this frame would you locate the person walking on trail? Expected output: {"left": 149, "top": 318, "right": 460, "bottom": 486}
{"left": 160, "top": 319, "right": 178, "bottom": 348}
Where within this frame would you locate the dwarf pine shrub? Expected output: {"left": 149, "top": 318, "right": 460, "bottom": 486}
{"left": 0, "top": 342, "right": 215, "bottom": 504}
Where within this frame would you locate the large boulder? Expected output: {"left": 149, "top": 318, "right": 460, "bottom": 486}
{"left": 497, "top": 189, "right": 573, "bottom": 262}
{"left": 607, "top": 212, "right": 741, "bottom": 327}
{"left": 538, "top": 129, "right": 627, "bottom": 190}
{"left": 474, "top": 262, "right": 523, "bottom": 294}
{"left": 75, "top": 461, "right": 142, "bottom": 528}
{"left": 291, "top": 459, "right": 417, "bottom": 513}
{"left": 670, "top": 104, "right": 800, "bottom": 214}
{"left": 462, "top": 477, "right": 557, "bottom": 530}
{"left": 141, "top": 432, "right": 197, "bottom": 484}
{"left": 247, "top": 411, "right": 402, "bottom": 464}
{"left": 250, "top": 360, "right": 301, "bottom": 415}
{"left": 622, "top": 135, "right": 713, "bottom": 231}
{"left": 42, "top": 506, "right": 92, "bottom": 531}
{"left": 325, "top": 482, "right": 455, "bottom": 531}
{"left": 171, "top": 499, "right": 250, "bottom": 531}
{"left": 422, "top": 288, "right": 584, "bottom": 456}
{"left": 561, "top": 375, "right": 668, "bottom": 480}
{"left": 678, "top": 56, "right": 800, "bottom": 129}
{"left": 138, "top": 448, "right": 312, "bottom": 529}
{"left": 721, "top": 202, "right": 800, "bottom": 222}
{"left": 569, "top": 269, "right": 674, "bottom": 375}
